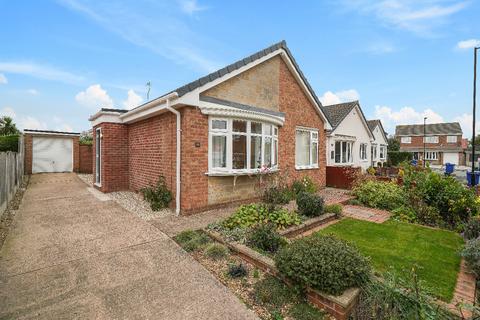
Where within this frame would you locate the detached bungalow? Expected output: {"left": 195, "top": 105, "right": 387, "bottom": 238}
{"left": 367, "top": 119, "right": 388, "bottom": 167}
{"left": 89, "top": 41, "right": 332, "bottom": 215}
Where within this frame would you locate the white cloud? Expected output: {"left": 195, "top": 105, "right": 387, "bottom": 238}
{"left": 457, "top": 39, "right": 480, "bottom": 50}
{"left": 0, "top": 62, "right": 84, "bottom": 84}
{"left": 366, "top": 42, "right": 396, "bottom": 54}
{"left": 75, "top": 84, "right": 114, "bottom": 109}
{"left": 0, "top": 73, "right": 7, "bottom": 84}
{"left": 179, "top": 0, "right": 207, "bottom": 15}
{"left": 1, "top": 107, "right": 16, "bottom": 118}
{"left": 374, "top": 105, "right": 445, "bottom": 133}
{"left": 453, "top": 113, "right": 480, "bottom": 138}
{"left": 340, "top": 0, "right": 468, "bottom": 36}
{"left": 320, "top": 89, "right": 360, "bottom": 105}
{"left": 1, "top": 107, "right": 74, "bottom": 132}
{"left": 122, "top": 89, "right": 143, "bottom": 110}
{"left": 27, "top": 89, "right": 38, "bottom": 95}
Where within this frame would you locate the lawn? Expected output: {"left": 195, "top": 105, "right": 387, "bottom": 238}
{"left": 317, "top": 218, "right": 464, "bottom": 302}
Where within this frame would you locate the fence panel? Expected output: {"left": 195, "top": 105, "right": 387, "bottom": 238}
{"left": 0, "top": 136, "right": 24, "bottom": 217}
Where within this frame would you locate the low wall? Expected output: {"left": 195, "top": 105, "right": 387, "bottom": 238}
{"left": 79, "top": 144, "right": 93, "bottom": 174}
{"left": 326, "top": 166, "right": 361, "bottom": 189}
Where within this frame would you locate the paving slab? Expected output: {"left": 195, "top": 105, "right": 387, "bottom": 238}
{"left": 0, "top": 173, "right": 258, "bottom": 320}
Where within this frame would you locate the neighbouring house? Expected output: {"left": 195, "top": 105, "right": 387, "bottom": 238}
{"left": 367, "top": 119, "right": 388, "bottom": 167}
{"left": 395, "top": 122, "right": 464, "bottom": 165}
{"left": 89, "top": 41, "right": 332, "bottom": 215}
{"left": 320, "top": 101, "right": 376, "bottom": 171}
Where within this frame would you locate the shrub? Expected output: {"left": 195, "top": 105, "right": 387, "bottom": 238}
{"left": 262, "top": 185, "right": 292, "bottom": 205}
{"left": 0, "top": 134, "right": 19, "bottom": 152}
{"left": 296, "top": 192, "right": 324, "bottom": 217}
{"left": 247, "top": 223, "right": 287, "bottom": 253}
{"left": 324, "top": 203, "right": 343, "bottom": 217}
{"left": 288, "top": 303, "right": 325, "bottom": 320}
{"left": 222, "top": 204, "right": 301, "bottom": 230}
{"left": 275, "top": 235, "right": 371, "bottom": 295}
{"left": 204, "top": 243, "right": 229, "bottom": 260}
{"left": 254, "top": 275, "right": 298, "bottom": 308}
{"left": 175, "top": 230, "right": 211, "bottom": 252}
{"left": 387, "top": 151, "right": 413, "bottom": 167}
{"left": 353, "top": 180, "right": 406, "bottom": 211}
{"left": 462, "top": 238, "right": 480, "bottom": 277}
{"left": 391, "top": 206, "right": 417, "bottom": 223}
{"left": 463, "top": 217, "right": 480, "bottom": 240}
{"left": 141, "top": 176, "right": 172, "bottom": 211}
{"left": 228, "top": 263, "right": 248, "bottom": 278}
{"left": 291, "top": 176, "right": 317, "bottom": 197}
{"left": 347, "top": 198, "right": 363, "bottom": 206}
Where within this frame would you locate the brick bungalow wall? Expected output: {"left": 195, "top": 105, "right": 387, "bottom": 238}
{"left": 399, "top": 134, "right": 463, "bottom": 165}
{"left": 79, "top": 144, "right": 93, "bottom": 174}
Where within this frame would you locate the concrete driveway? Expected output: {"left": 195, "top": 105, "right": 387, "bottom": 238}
{"left": 0, "top": 173, "right": 257, "bottom": 320}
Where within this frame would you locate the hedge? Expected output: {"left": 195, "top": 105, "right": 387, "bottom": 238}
{"left": 0, "top": 135, "right": 19, "bottom": 152}
{"left": 387, "top": 151, "right": 413, "bottom": 166}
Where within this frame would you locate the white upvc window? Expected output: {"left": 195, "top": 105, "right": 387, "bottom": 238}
{"left": 401, "top": 136, "right": 411, "bottom": 144}
{"left": 334, "top": 140, "right": 353, "bottom": 164}
{"left": 209, "top": 118, "right": 278, "bottom": 173}
{"left": 359, "top": 143, "right": 368, "bottom": 161}
{"left": 424, "top": 136, "right": 439, "bottom": 143}
{"left": 371, "top": 144, "right": 377, "bottom": 159}
{"left": 295, "top": 128, "right": 318, "bottom": 169}
{"left": 447, "top": 135, "right": 457, "bottom": 143}
{"left": 425, "top": 151, "right": 438, "bottom": 160}
{"left": 379, "top": 146, "right": 386, "bottom": 159}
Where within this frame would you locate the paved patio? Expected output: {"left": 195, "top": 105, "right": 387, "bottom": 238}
{"left": 342, "top": 205, "right": 390, "bottom": 223}
{"left": 0, "top": 173, "right": 257, "bottom": 320}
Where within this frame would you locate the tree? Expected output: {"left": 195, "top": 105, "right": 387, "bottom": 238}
{"left": 387, "top": 137, "right": 400, "bottom": 151}
{"left": 470, "top": 135, "right": 480, "bottom": 148}
{"left": 0, "top": 116, "right": 20, "bottom": 135}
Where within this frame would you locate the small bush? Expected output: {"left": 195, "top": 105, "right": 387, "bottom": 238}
{"left": 296, "top": 192, "right": 324, "bottom": 217}
{"left": 324, "top": 203, "right": 343, "bottom": 217}
{"left": 141, "top": 176, "right": 172, "bottom": 211}
{"left": 204, "top": 243, "right": 229, "bottom": 260}
{"left": 463, "top": 217, "right": 480, "bottom": 240}
{"left": 222, "top": 204, "right": 301, "bottom": 230}
{"left": 391, "top": 206, "right": 417, "bottom": 223}
{"left": 291, "top": 176, "right": 317, "bottom": 197}
{"left": 387, "top": 151, "right": 413, "bottom": 167}
{"left": 175, "top": 230, "right": 211, "bottom": 252}
{"left": 254, "top": 275, "right": 299, "bottom": 308}
{"left": 247, "top": 224, "right": 287, "bottom": 253}
{"left": 263, "top": 185, "right": 292, "bottom": 205}
{"left": 347, "top": 198, "right": 363, "bottom": 206}
{"left": 228, "top": 263, "right": 248, "bottom": 278}
{"left": 275, "top": 235, "right": 371, "bottom": 295}
{"left": 462, "top": 238, "right": 480, "bottom": 277}
{"left": 353, "top": 180, "right": 406, "bottom": 211}
{"left": 0, "top": 134, "right": 19, "bottom": 152}
{"left": 288, "top": 303, "right": 325, "bottom": 320}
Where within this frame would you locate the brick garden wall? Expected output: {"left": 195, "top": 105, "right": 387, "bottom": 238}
{"left": 79, "top": 144, "right": 92, "bottom": 174}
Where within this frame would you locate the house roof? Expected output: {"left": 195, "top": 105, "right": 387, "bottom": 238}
{"left": 100, "top": 108, "right": 128, "bottom": 113}
{"left": 367, "top": 119, "right": 388, "bottom": 141}
{"left": 395, "top": 122, "right": 462, "bottom": 136}
{"left": 320, "top": 101, "right": 358, "bottom": 129}
{"left": 24, "top": 129, "right": 80, "bottom": 136}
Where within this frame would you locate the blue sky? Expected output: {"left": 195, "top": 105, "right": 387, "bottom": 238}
{"left": 0, "top": 0, "right": 479, "bottom": 137}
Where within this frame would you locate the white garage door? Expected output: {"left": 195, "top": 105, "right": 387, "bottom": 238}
{"left": 443, "top": 152, "right": 459, "bottom": 165}
{"left": 32, "top": 137, "right": 73, "bottom": 173}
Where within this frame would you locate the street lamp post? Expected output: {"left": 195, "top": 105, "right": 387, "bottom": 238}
{"left": 423, "top": 117, "right": 427, "bottom": 168}
{"left": 472, "top": 47, "right": 479, "bottom": 186}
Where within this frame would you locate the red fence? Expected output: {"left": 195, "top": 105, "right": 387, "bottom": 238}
{"left": 326, "top": 166, "right": 361, "bottom": 189}
{"left": 79, "top": 145, "right": 92, "bottom": 174}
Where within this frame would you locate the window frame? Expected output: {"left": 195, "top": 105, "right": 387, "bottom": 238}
{"left": 401, "top": 136, "right": 411, "bottom": 144}
{"left": 333, "top": 140, "right": 354, "bottom": 165}
{"left": 295, "top": 127, "right": 319, "bottom": 170}
{"left": 379, "top": 145, "right": 386, "bottom": 160}
{"left": 447, "top": 135, "right": 457, "bottom": 143}
{"left": 359, "top": 143, "right": 368, "bottom": 161}
{"left": 424, "top": 136, "right": 439, "bottom": 143}
{"left": 208, "top": 117, "right": 278, "bottom": 174}
{"left": 424, "top": 151, "right": 438, "bottom": 160}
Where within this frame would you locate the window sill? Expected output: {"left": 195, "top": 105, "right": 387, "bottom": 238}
{"left": 295, "top": 165, "right": 319, "bottom": 170}
{"left": 360, "top": 159, "right": 368, "bottom": 162}
{"left": 205, "top": 168, "right": 279, "bottom": 177}
{"left": 332, "top": 163, "right": 354, "bottom": 166}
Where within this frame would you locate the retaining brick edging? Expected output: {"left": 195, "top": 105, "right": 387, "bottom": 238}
{"left": 205, "top": 230, "right": 359, "bottom": 320}
{"left": 278, "top": 213, "right": 337, "bottom": 238}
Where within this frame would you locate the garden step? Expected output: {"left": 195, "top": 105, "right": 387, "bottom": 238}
{"left": 342, "top": 205, "right": 390, "bottom": 223}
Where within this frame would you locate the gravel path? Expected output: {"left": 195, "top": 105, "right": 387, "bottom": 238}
{"left": 77, "top": 174, "right": 172, "bottom": 221}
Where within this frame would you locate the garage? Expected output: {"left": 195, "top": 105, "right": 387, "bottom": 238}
{"left": 24, "top": 129, "right": 80, "bottom": 174}
{"left": 443, "top": 152, "right": 459, "bottom": 165}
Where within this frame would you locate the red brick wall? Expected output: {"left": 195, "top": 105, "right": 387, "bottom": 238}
{"left": 93, "top": 123, "right": 128, "bottom": 192}
{"left": 399, "top": 134, "right": 462, "bottom": 150}
{"left": 79, "top": 144, "right": 93, "bottom": 173}
{"left": 278, "top": 60, "right": 327, "bottom": 187}
{"left": 72, "top": 136, "right": 79, "bottom": 173}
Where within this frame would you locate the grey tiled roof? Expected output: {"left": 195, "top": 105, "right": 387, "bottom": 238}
{"left": 395, "top": 122, "right": 462, "bottom": 136}
{"left": 320, "top": 101, "right": 358, "bottom": 129}
{"left": 200, "top": 96, "right": 285, "bottom": 118}
{"left": 367, "top": 119, "right": 389, "bottom": 138}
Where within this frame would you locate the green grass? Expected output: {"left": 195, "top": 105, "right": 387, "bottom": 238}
{"left": 317, "top": 218, "right": 464, "bottom": 302}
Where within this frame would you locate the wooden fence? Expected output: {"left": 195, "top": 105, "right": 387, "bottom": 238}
{"left": 0, "top": 136, "right": 24, "bottom": 217}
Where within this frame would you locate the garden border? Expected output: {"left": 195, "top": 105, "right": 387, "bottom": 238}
{"left": 278, "top": 213, "right": 336, "bottom": 238}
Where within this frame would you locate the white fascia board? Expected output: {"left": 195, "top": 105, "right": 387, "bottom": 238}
{"left": 120, "top": 92, "right": 179, "bottom": 123}
{"left": 90, "top": 113, "right": 123, "bottom": 127}
{"left": 24, "top": 131, "right": 80, "bottom": 137}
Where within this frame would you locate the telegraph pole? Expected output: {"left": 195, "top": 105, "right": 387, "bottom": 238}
{"left": 472, "top": 47, "right": 479, "bottom": 186}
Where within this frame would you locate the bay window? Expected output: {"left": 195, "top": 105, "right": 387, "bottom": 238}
{"left": 209, "top": 118, "right": 278, "bottom": 173}
{"left": 359, "top": 143, "right": 367, "bottom": 161}
{"left": 333, "top": 141, "right": 353, "bottom": 164}
{"left": 295, "top": 128, "right": 318, "bottom": 169}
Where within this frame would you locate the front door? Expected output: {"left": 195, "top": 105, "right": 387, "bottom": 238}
{"left": 95, "top": 128, "right": 101, "bottom": 184}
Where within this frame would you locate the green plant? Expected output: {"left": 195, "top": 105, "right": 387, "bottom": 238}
{"left": 0, "top": 134, "right": 19, "bottom": 152}
{"left": 262, "top": 185, "right": 293, "bottom": 205}
{"left": 204, "top": 243, "right": 229, "bottom": 260}
{"left": 347, "top": 198, "right": 363, "bottom": 206}
{"left": 222, "top": 204, "right": 301, "bottom": 230}
{"left": 175, "top": 230, "right": 211, "bottom": 252}
{"left": 247, "top": 223, "right": 287, "bottom": 253}
{"left": 324, "top": 203, "right": 343, "bottom": 217}
{"left": 0, "top": 116, "right": 19, "bottom": 135}
{"left": 228, "top": 263, "right": 248, "bottom": 278}
{"left": 462, "top": 238, "right": 480, "bottom": 277}
{"left": 463, "top": 217, "right": 480, "bottom": 240}
{"left": 387, "top": 151, "right": 413, "bottom": 167}
{"left": 391, "top": 206, "right": 417, "bottom": 223}
{"left": 254, "top": 275, "right": 299, "bottom": 308}
{"left": 288, "top": 303, "right": 326, "bottom": 320}
{"left": 353, "top": 180, "right": 406, "bottom": 211}
{"left": 275, "top": 235, "right": 371, "bottom": 295}
{"left": 141, "top": 176, "right": 172, "bottom": 211}
{"left": 253, "top": 268, "right": 260, "bottom": 278}
{"left": 291, "top": 176, "right": 317, "bottom": 197}
{"left": 296, "top": 192, "right": 324, "bottom": 217}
